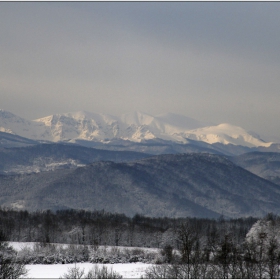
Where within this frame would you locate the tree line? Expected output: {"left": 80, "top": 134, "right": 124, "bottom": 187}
{"left": 2, "top": 208, "right": 280, "bottom": 278}
{"left": 0, "top": 208, "right": 257, "bottom": 249}
{"left": 146, "top": 213, "right": 280, "bottom": 278}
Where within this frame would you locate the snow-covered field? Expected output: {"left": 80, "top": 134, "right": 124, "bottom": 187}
{"left": 9, "top": 242, "right": 37, "bottom": 251}
{"left": 9, "top": 242, "right": 155, "bottom": 278}
{"left": 24, "top": 262, "right": 152, "bottom": 278}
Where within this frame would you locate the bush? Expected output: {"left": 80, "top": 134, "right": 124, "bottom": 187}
{"left": 160, "top": 245, "right": 173, "bottom": 263}
{"left": 0, "top": 241, "right": 28, "bottom": 279}
{"left": 85, "top": 265, "right": 122, "bottom": 279}
{"left": 144, "top": 264, "right": 174, "bottom": 279}
{"left": 60, "top": 264, "right": 122, "bottom": 279}
{"left": 61, "top": 265, "right": 85, "bottom": 279}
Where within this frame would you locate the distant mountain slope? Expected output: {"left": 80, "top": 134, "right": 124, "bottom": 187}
{"left": 0, "top": 143, "right": 151, "bottom": 174}
{"left": 231, "top": 152, "right": 280, "bottom": 185}
{"left": 0, "top": 109, "right": 274, "bottom": 149}
{"left": 74, "top": 138, "right": 228, "bottom": 156}
{"left": 1, "top": 153, "right": 280, "bottom": 218}
{"left": 75, "top": 138, "right": 274, "bottom": 157}
{"left": 0, "top": 131, "right": 39, "bottom": 148}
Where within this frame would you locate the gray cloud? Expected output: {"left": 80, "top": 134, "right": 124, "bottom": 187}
{"left": 1, "top": 2, "right": 280, "bottom": 140}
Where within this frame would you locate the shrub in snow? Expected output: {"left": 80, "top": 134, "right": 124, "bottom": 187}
{"left": 160, "top": 245, "right": 174, "bottom": 263}
{"left": 13, "top": 242, "right": 162, "bottom": 265}
{"left": 85, "top": 265, "right": 122, "bottom": 279}
{"left": 0, "top": 238, "right": 28, "bottom": 279}
{"left": 61, "top": 265, "right": 85, "bottom": 279}
{"left": 109, "top": 246, "right": 121, "bottom": 257}
{"left": 129, "top": 256, "right": 139, "bottom": 263}
{"left": 144, "top": 264, "right": 176, "bottom": 279}
{"left": 60, "top": 264, "right": 122, "bottom": 279}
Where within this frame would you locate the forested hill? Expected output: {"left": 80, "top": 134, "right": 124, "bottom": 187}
{"left": 230, "top": 151, "right": 280, "bottom": 186}
{"left": 1, "top": 153, "right": 280, "bottom": 218}
{"left": 0, "top": 143, "right": 151, "bottom": 174}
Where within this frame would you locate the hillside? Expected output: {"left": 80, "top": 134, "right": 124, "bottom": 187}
{"left": 0, "top": 131, "right": 39, "bottom": 148}
{"left": 231, "top": 152, "right": 280, "bottom": 185}
{"left": 0, "top": 143, "right": 151, "bottom": 174}
{"left": 1, "top": 153, "right": 280, "bottom": 218}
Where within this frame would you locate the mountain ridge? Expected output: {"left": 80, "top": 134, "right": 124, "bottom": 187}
{"left": 0, "top": 109, "right": 274, "bottom": 148}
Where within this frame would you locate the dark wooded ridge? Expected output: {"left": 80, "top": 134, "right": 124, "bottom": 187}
{"left": 0, "top": 208, "right": 257, "bottom": 248}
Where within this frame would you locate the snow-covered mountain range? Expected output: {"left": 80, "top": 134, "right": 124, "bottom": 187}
{"left": 0, "top": 109, "right": 273, "bottom": 148}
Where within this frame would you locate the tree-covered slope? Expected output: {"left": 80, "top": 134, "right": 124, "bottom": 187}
{"left": 231, "top": 152, "right": 280, "bottom": 185}
{"left": 0, "top": 143, "right": 151, "bottom": 174}
{"left": 1, "top": 153, "right": 280, "bottom": 218}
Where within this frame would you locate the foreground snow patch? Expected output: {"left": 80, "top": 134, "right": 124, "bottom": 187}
{"left": 24, "top": 262, "right": 152, "bottom": 278}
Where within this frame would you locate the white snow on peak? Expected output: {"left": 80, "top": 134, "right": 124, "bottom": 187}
{"left": 0, "top": 127, "right": 15, "bottom": 134}
{"left": 180, "top": 123, "right": 273, "bottom": 147}
{"left": 0, "top": 109, "right": 46, "bottom": 140}
{"left": 34, "top": 111, "right": 120, "bottom": 142}
{"left": 0, "top": 109, "right": 274, "bottom": 147}
{"left": 33, "top": 110, "right": 209, "bottom": 143}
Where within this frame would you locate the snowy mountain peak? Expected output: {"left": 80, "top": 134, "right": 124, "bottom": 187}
{"left": 0, "top": 109, "right": 274, "bottom": 148}
{"left": 180, "top": 123, "right": 273, "bottom": 147}
{"left": 0, "top": 109, "right": 28, "bottom": 123}
{"left": 0, "top": 109, "right": 46, "bottom": 139}
{"left": 34, "top": 111, "right": 120, "bottom": 142}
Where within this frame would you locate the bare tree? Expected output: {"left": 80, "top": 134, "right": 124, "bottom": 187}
{"left": 176, "top": 221, "right": 200, "bottom": 278}
{"left": 0, "top": 233, "right": 27, "bottom": 279}
{"left": 243, "top": 237, "right": 258, "bottom": 278}
{"left": 215, "top": 234, "right": 233, "bottom": 279}
{"left": 266, "top": 236, "right": 280, "bottom": 279}
{"left": 257, "top": 231, "right": 267, "bottom": 279}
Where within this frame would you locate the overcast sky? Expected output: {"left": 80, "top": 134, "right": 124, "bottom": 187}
{"left": 1, "top": 2, "right": 280, "bottom": 140}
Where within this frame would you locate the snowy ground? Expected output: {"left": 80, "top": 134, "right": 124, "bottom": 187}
{"left": 9, "top": 242, "right": 36, "bottom": 251}
{"left": 24, "top": 262, "right": 152, "bottom": 278}
{"left": 8, "top": 242, "right": 155, "bottom": 278}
